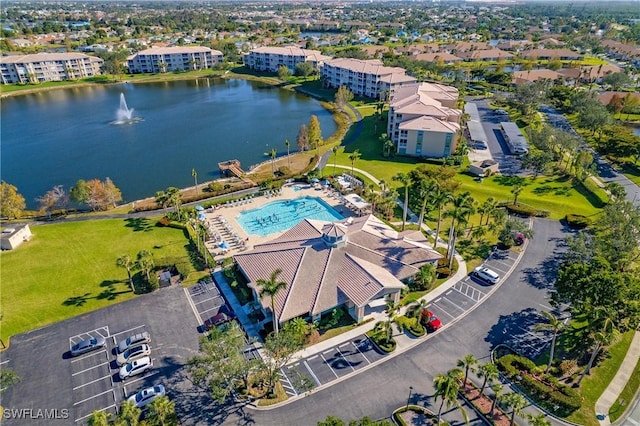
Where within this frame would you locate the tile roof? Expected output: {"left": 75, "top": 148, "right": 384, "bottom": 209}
{"left": 398, "top": 116, "right": 460, "bottom": 133}
{"left": 233, "top": 215, "right": 442, "bottom": 323}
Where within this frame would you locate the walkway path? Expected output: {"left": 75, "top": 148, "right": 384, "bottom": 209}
{"left": 595, "top": 330, "right": 640, "bottom": 425}
{"left": 332, "top": 164, "right": 380, "bottom": 185}
{"left": 343, "top": 104, "right": 364, "bottom": 145}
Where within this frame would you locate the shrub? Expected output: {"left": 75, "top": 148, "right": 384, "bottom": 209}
{"left": 436, "top": 266, "right": 451, "bottom": 278}
{"left": 395, "top": 315, "right": 425, "bottom": 337}
{"left": 565, "top": 214, "right": 592, "bottom": 229}
{"left": 157, "top": 217, "right": 170, "bottom": 227}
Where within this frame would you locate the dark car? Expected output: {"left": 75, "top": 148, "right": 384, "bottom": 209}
{"left": 70, "top": 336, "right": 106, "bottom": 357}
{"left": 420, "top": 310, "right": 442, "bottom": 332}
{"left": 204, "top": 312, "right": 233, "bottom": 330}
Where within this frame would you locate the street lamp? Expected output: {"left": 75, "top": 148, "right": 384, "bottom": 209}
{"left": 406, "top": 386, "right": 414, "bottom": 409}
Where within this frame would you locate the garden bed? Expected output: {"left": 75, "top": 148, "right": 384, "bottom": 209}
{"left": 459, "top": 382, "right": 511, "bottom": 426}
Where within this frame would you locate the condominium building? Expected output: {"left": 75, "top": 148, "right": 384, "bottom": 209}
{"left": 387, "top": 83, "right": 462, "bottom": 158}
{"left": 126, "top": 46, "right": 223, "bottom": 74}
{"left": 320, "top": 58, "right": 417, "bottom": 99}
{"left": 243, "top": 46, "right": 329, "bottom": 73}
{"left": 0, "top": 52, "right": 103, "bottom": 84}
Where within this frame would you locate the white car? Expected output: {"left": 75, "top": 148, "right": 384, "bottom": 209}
{"left": 116, "top": 344, "right": 151, "bottom": 367}
{"left": 127, "top": 384, "right": 166, "bottom": 408}
{"left": 119, "top": 356, "right": 153, "bottom": 380}
{"left": 473, "top": 266, "right": 500, "bottom": 284}
{"left": 117, "top": 332, "right": 151, "bottom": 354}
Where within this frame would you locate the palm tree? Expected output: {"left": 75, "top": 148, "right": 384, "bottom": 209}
{"left": 393, "top": 172, "right": 411, "bottom": 231}
{"left": 378, "top": 179, "right": 387, "bottom": 196}
{"left": 503, "top": 392, "right": 527, "bottom": 426}
{"left": 87, "top": 410, "right": 112, "bottom": 426}
{"left": 457, "top": 354, "right": 478, "bottom": 386}
{"left": 407, "top": 298, "right": 429, "bottom": 319}
{"left": 147, "top": 396, "right": 177, "bottom": 426}
{"left": 489, "top": 383, "right": 503, "bottom": 416}
{"left": 477, "top": 362, "right": 499, "bottom": 397}
{"left": 119, "top": 401, "right": 141, "bottom": 426}
{"left": 191, "top": 168, "right": 198, "bottom": 194}
{"left": 415, "top": 178, "right": 434, "bottom": 228}
{"left": 414, "top": 264, "right": 436, "bottom": 290}
{"left": 511, "top": 183, "right": 524, "bottom": 205}
{"left": 577, "top": 308, "right": 618, "bottom": 386}
{"left": 117, "top": 254, "right": 135, "bottom": 293}
{"left": 431, "top": 186, "right": 451, "bottom": 249}
{"left": 445, "top": 192, "right": 475, "bottom": 269}
{"left": 257, "top": 269, "right": 288, "bottom": 335}
{"left": 478, "top": 197, "right": 497, "bottom": 226}
{"left": 534, "top": 311, "right": 564, "bottom": 373}
{"left": 527, "top": 413, "right": 551, "bottom": 426}
{"left": 269, "top": 148, "right": 277, "bottom": 176}
{"left": 136, "top": 250, "right": 154, "bottom": 284}
{"left": 285, "top": 139, "right": 291, "bottom": 171}
{"left": 332, "top": 146, "right": 339, "bottom": 176}
{"left": 433, "top": 368, "right": 465, "bottom": 425}
{"left": 348, "top": 149, "right": 361, "bottom": 176}
{"left": 384, "top": 301, "right": 399, "bottom": 344}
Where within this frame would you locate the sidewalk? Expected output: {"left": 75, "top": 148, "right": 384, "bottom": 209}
{"left": 595, "top": 330, "right": 640, "bottom": 425}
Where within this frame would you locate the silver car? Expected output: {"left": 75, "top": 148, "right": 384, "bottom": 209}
{"left": 117, "top": 331, "right": 151, "bottom": 354}
{"left": 70, "top": 336, "right": 106, "bottom": 357}
{"left": 127, "top": 384, "right": 166, "bottom": 408}
{"left": 119, "top": 356, "right": 153, "bottom": 380}
{"left": 116, "top": 344, "right": 151, "bottom": 367}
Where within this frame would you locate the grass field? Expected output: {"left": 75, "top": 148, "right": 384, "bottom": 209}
{"left": 0, "top": 218, "right": 193, "bottom": 345}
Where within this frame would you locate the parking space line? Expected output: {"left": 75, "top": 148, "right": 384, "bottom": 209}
{"left": 74, "top": 404, "right": 116, "bottom": 423}
{"left": 72, "top": 361, "right": 111, "bottom": 376}
{"left": 194, "top": 296, "right": 223, "bottom": 306}
{"left": 73, "top": 374, "right": 112, "bottom": 390}
{"left": 307, "top": 355, "right": 318, "bottom": 361}
{"left": 121, "top": 370, "right": 159, "bottom": 387}
{"left": 198, "top": 306, "right": 219, "bottom": 316}
{"left": 303, "top": 360, "right": 321, "bottom": 386}
{"left": 183, "top": 287, "right": 202, "bottom": 323}
{"left": 0, "top": 359, "right": 10, "bottom": 365}
{"left": 73, "top": 388, "right": 114, "bottom": 406}
{"left": 111, "top": 325, "right": 145, "bottom": 338}
{"left": 320, "top": 353, "right": 339, "bottom": 379}
{"left": 71, "top": 349, "right": 107, "bottom": 363}
{"left": 493, "top": 259, "right": 513, "bottom": 268}
{"left": 334, "top": 346, "right": 355, "bottom": 372}
{"left": 352, "top": 340, "right": 371, "bottom": 364}
{"left": 278, "top": 370, "right": 297, "bottom": 396}
{"left": 487, "top": 265, "right": 507, "bottom": 274}
{"left": 439, "top": 296, "right": 466, "bottom": 313}
{"left": 429, "top": 304, "right": 456, "bottom": 319}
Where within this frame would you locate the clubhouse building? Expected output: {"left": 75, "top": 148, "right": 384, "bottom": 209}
{"left": 234, "top": 215, "right": 441, "bottom": 328}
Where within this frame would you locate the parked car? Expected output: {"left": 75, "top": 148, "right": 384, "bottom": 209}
{"left": 495, "top": 109, "right": 508, "bottom": 115}
{"left": 204, "top": 312, "right": 233, "bottom": 330}
{"left": 473, "top": 141, "right": 488, "bottom": 150}
{"left": 420, "top": 310, "right": 442, "bottom": 332}
{"left": 119, "top": 356, "right": 153, "bottom": 380}
{"left": 127, "top": 384, "right": 166, "bottom": 408}
{"left": 473, "top": 266, "right": 500, "bottom": 284}
{"left": 116, "top": 344, "right": 151, "bottom": 367}
{"left": 117, "top": 331, "right": 151, "bottom": 354}
{"left": 70, "top": 336, "right": 106, "bottom": 357}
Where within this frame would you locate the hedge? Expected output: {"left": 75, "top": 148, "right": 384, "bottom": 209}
{"left": 565, "top": 214, "right": 592, "bottom": 229}
{"left": 395, "top": 315, "right": 426, "bottom": 337}
{"left": 392, "top": 406, "right": 439, "bottom": 426}
{"left": 496, "top": 354, "right": 582, "bottom": 413}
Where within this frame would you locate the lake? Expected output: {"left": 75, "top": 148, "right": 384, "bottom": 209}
{"left": 1, "top": 78, "right": 337, "bottom": 209}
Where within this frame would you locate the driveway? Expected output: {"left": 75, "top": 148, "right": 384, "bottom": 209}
{"left": 1, "top": 286, "right": 200, "bottom": 425}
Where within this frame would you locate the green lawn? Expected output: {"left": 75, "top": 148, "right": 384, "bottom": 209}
{"left": 566, "top": 330, "right": 635, "bottom": 426}
{"left": 0, "top": 218, "right": 192, "bottom": 345}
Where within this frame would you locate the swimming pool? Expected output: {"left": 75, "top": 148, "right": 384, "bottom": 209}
{"left": 236, "top": 196, "right": 344, "bottom": 237}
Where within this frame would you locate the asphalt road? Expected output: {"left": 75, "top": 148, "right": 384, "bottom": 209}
{"left": 206, "top": 218, "right": 573, "bottom": 426}
{"left": 1, "top": 285, "right": 201, "bottom": 426}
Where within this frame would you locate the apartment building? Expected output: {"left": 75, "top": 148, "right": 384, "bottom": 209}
{"left": 320, "top": 58, "right": 416, "bottom": 99}
{"left": 243, "top": 46, "right": 329, "bottom": 73}
{"left": 387, "top": 83, "right": 461, "bottom": 158}
{"left": 0, "top": 52, "right": 103, "bottom": 84}
{"left": 126, "top": 46, "right": 223, "bottom": 74}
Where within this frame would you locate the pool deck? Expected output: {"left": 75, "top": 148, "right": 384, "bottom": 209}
{"left": 202, "top": 183, "right": 355, "bottom": 259}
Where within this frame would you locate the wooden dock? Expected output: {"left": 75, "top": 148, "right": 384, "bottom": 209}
{"left": 218, "top": 160, "right": 255, "bottom": 185}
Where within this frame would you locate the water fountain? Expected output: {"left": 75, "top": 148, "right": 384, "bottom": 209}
{"left": 113, "top": 93, "right": 141, "bottom": 124}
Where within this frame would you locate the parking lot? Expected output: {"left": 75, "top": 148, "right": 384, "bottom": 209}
{"left": 185, "top": 277, "right": 227, "bottom": 326}
{"left": 279, "top": 334, "right": 388, "bottom": 396}
{"left": 2, "top": 286, "right": 200, "bottom": 426}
